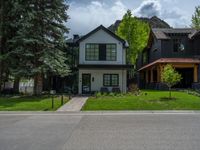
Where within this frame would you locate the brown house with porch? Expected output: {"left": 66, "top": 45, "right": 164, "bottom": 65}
{"left": 137, "top": 28, "right": 200, "bottom": 90}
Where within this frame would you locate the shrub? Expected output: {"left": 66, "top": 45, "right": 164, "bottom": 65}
{"left": 108, "top": 92, "right": 115, "bottom": 97}
{"left": 95, "top": 92, "right": 102, "bottom": 98}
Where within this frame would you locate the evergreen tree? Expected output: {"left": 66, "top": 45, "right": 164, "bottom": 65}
{"left": 191, "top": 6, "right": 200, "bottom": 29}
{"left": 0, "top": 0, "right": 18, "bottom": 92}
{"left": 5, "top": 0, "right": 70, "bottom": 95}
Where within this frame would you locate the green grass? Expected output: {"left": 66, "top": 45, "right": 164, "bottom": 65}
{"left": 0, "top": 95, "right": 69, "bottom": 111}
{"left": 82, "top": 91, "right": 200, "bottom": 110}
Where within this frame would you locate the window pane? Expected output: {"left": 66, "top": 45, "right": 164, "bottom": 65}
{"left": 103, "top": 74, "right": 119, "bottom": 86}
{"left": 106, "top": 44, "right": 116, "bottom": 61}
{"left": 111, "top": 75, "right": 118, "bottom": 86}
{"left": 85, "top": 44, "right": 99, "bottom": 60}
{"left": 103, "top": 75, "right": 111, "bottom": 86}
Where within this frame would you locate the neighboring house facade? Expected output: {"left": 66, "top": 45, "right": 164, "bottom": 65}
{"left": 77, "top": 25, "right": 129, "bottom": 94}
{"left": 137, "top": 28, "right": 200, "bottom": 90}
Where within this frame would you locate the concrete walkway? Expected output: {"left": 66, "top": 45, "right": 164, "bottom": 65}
{"left": 57, "top": 96, "right": 88, "bottom": 112}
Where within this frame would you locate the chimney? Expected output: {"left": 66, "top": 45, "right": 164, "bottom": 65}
{"left": 73, "top": 34, "right": 79, "bottom": 40}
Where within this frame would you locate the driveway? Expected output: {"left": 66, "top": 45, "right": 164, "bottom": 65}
{"left": 0, "top": 112, "right": 200, "bottom": 150}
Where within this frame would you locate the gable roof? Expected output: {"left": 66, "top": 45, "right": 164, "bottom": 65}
{"left": 190, "top": 30, "right": 200, "bottom": 39}
{"left": 77, "top": 25, "right": 128, "bottom": 47}
{"left": 152, "top": 28, "right": 197, "bottom": 40}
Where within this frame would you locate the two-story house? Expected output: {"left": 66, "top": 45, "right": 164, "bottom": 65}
{"left": 137, "top": 28, "right": 200, "bottom": 90}
{"left": 76, "top": 25, "right": 129, "bottom": 94}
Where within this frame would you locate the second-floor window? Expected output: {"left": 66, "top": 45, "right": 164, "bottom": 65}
{"left": 142, "top": 51, "right": 148, "bottom": 64}
{"left": 85, "top": 44, "right": 99, "bottom": 61}
{"left": 173, "top": 39, "right": 181, "bottom": 52}
{"left": 106, "top": 44, "right": 117, "bottom": 61}
{"left": 85, "top": 43, "right": 117, "bottom": 61}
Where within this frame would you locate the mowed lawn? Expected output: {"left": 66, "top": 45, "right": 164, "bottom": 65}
{"left": 0, "top": 95, "right": 69, "bottom": 111}
{"left": 82, "top": 91, "right": 200, "bottom": 110}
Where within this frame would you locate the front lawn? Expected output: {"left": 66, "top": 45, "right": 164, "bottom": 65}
{"left": 82, "top": 91, "right": 200, "bottom": 110}
{"left": 0, "top": 95, "right": 69, "bottom": 111}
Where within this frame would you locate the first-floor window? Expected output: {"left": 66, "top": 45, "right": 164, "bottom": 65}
{"left": 103, "top": 74, "right": 119, "bottom": 86}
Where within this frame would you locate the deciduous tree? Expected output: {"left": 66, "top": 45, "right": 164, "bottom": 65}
{"left": 161, "top": 64, "right": 182, "bottom": 99}
{"left": 116, "top": 10, "right": 150, "bottom": 65}
{"left": 191, "top": 6, "right": 200, "bottom": 29}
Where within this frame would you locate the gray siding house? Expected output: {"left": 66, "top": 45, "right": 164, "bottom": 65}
{"left": 77, "top": 25, "right": 129, "bottom": 94}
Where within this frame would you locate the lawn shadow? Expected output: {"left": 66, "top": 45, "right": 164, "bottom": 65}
{"left": 159, "top": 97, "right": 177, "bottom": 101}
{"left": 0, "top": 95, "right": 55, "bottom": 109}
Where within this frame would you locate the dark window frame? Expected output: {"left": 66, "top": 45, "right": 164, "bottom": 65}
{"left": 85, "top": 43, "right": 99, "bottom": 61}
{"left": 173, "top": 39, "right": 181, "bottom": 52}
{"left": 142, "top": 51, "right": 148, "bottom": 64}
{"left": 85, "top": 43, "right": 117, "bottom": 61}
{"left": 106, "top": 44, "right": 117, "bottom": 61}
{"left": 103, "top": 74, "right": 119, "bottom": 87}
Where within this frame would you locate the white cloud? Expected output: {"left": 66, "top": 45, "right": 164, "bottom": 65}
{"left": 133, "top": 0, "right": 190, "bottom": 27}
{"left": 161, "top": 7, "right": 190, "bottom": 27}
{"left": 67, "top": 0, "right": 192, "bottom": 36}
{"left": 67, "top": 1, "right": 127, "bottom": 36}
{"left": 134, "top": 0, "right": 161, "bottom": 17}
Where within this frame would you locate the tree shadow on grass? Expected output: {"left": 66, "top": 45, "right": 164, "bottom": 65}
{"left": 159, "top": 97, "right": 177, "bottom": 101}
{"left": 0, "top": 95, "right": 54, "bottom": 109}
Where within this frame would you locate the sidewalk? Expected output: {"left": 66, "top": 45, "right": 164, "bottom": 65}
{"left": 57, "top": 96, "right": 88, "bottom": 112}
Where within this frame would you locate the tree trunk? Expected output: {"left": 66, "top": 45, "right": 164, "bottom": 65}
{"left": 34, "top": 73, "right": 43, "bottom": 95}
{"left": 169, "top": 86, "right": 171, "bottom": 99}
{"left": 0, "top": 67, "right": 2, "bottom": 93}
{"left": 13, "top": 77, "right": 20, "bottom": 94}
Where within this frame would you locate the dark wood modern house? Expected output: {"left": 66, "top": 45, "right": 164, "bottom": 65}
{"left": 137, "top": 28, "right": 200, "bottom": 90}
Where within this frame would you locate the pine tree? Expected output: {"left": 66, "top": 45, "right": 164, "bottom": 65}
{"left": 191, "top": 6, "right": 200, "bottom": 29}
{"left": 7, "top": 0, "right": 70, "bottom": 95}
{"left": 0, "top": 0, "right": 18, "bottom": 92}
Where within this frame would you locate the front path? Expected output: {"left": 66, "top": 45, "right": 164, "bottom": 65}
{"left": 57, "top": 96, "right": 88, "bottom": 112}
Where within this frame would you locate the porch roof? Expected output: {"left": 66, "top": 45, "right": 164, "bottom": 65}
{"left": 138, "top": 58, "right": 200, "bottom": 71}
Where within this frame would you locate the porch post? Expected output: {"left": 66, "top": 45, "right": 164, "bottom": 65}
{"left": 194, "top": 64, "right": 198, "bottom": 82}
{"left": 157, "top": 65, "right": 160, "bottom": 82}
{"left": 159, "top": 65, "right": 163, "bottom": 82}
{"left": 146, "top": 70, "right": 149, "bottom": 83}
{"left": 150, "top": 68, "right": 153, "bottom": 83}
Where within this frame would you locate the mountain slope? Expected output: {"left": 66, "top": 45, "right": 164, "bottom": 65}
{"left": 108, "top": 16, "right": 171, "bottom": 33}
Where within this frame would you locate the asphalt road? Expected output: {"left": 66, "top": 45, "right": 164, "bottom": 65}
{"left": 0, "top": 112, "right": 200, "bottom": 150}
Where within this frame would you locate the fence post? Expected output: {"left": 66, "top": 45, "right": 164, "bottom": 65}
{"left": 61, "top": 95, "right": 64, "bottom": 105}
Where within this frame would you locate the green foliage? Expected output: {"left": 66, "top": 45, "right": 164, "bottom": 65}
{"left": 161, "top": 65, "right": 182, "bottom": 98}
{"left": 191, "top": 6, "right": 200, "bottom": 29}
{"left": 83, "top": 91, "right": 200, "bottom": 110}
{"left": 161, "top": 65, "right": 182, "bottom": 88}
{"left": 95, "top": 92, "right": 102, "bottom": 98}
{"left": 7, "top": 0, "right": 70, "bottom": 78}
{"left": 116, "top": 10, "right": 150, "bottom": 64}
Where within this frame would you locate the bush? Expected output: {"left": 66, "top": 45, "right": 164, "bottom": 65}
{"left": 95, "top": 92, "right": 102, "bottom": 98}
{"left": 108, "top": 92, "right": 115, "bottom": 97}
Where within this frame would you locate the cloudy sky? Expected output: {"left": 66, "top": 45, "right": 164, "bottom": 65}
{"left": 67, "top": 0, "right": 199, "bottom": 37}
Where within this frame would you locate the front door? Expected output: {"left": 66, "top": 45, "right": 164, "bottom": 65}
{"left": 82, "top": 74, "right": 91, "bottom": 94}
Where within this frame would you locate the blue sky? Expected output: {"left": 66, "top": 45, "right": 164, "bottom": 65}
{"left": 67, "top": 0, "right": 200, "bottom": 36}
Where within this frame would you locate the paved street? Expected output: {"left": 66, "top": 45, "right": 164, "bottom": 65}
{"left": 0, "top": 112, "right": 200, "bottom": 150}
